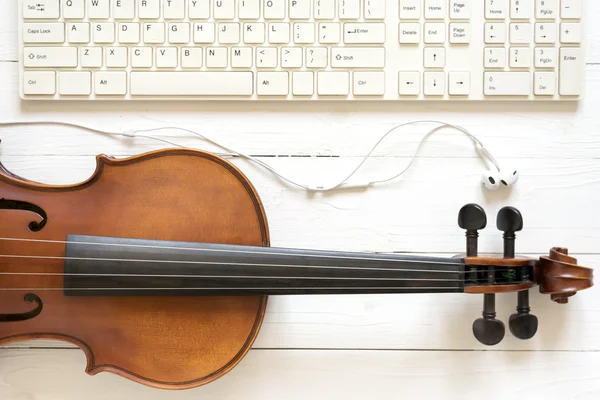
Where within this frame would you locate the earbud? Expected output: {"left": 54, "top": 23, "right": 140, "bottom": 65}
{"left": 481, "top": 169, "right": 501, "bottom": 190}
{"left": 500, "top": 169, "right": 519, "bottom": 186}
{"left": 475, "top": 144, "right": 518, "bottom": 191}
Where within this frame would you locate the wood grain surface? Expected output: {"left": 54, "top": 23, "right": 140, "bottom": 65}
{"left": 1, "top": 0, "right": 600, "bottom": 397}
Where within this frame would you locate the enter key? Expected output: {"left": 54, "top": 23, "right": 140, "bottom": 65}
{"left": 344, "top": 23, "right": 386, "bottom": 44}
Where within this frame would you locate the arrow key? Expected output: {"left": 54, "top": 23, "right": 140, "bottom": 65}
{"left": 424, "top": 71, "right": 445, "bottom": 96}
{"left": 398, "top": 71, "right": 420, "bottom": 95}
{"left": 424, "top": 47, "right": 445, "bottom": 68}
{"left": 449, "top": 71, "right": 470, "bottom": 96}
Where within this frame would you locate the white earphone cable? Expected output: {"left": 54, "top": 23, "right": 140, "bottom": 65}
{"left": 0, "top": 120, "right": 501, "bottom": 192}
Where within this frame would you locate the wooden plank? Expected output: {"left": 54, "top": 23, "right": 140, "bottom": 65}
{"left": 1, "top": 348, "right": 600, "bottom": 399}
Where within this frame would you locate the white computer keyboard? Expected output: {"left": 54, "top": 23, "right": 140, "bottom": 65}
{"left": 19, "top": 0, "right": 585, "bottom": 100}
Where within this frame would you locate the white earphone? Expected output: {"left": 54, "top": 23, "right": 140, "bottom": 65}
{"left": 0, "top": 120, "right": 518, "bottom": 192}
{"left": 475, "top": 143, "right": 519, "bottom": 191}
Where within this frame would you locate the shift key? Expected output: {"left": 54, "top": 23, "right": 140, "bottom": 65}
{"left": 24, "top": 47, "right": 78, "bottom": 68}
{"left": 331, "top": 47, "right": 385, "bottom": 68}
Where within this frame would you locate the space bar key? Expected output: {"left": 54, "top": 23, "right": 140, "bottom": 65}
{"left": 130, "top": 72, "right": 254, "bottom": 96}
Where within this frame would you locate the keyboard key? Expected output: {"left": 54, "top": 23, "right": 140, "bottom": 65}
{"left": 169, "top": 23, "right": 191, "bottom": 43}
{"left": 156, "top": 47, "right": 178, "bottom": 68}
{"left": 213, "top": 0, "right": 235, "bottom": 19}
{"left": 399, "top": 22, "right": 421, "bottom": 43}
{"left": 485, "top": 0, "right": 507, "bottom": 19}
{"left": 81, "top": 47, "right": 103, "bottom": 67}
{"left": 306, "top": 47, "right": 328, "bottom": 67}
{"left": 315, "top": 0, "right": 335, "bottom": 19}
{"left": 24, "top": 47, "right": 78, "bottom": 67}
{"left": 232, "top": 47, "right": 253, "bottom": 67}
{"left": 257, "top": 47, "right": 278, "bottom": 67}
{"left": 119, "top": 23, "right": 140, "bottom": 43}
{"left": 93, "top": 23, "right": 116, "bottom": 43}
{"left": 23, "top": 0, "right": 60, "bottom": 19}
{"left": 88, "top": 0, "right": 110, "bottom": 19}
{"left": 485, "top": 22, "right": 505, "bottom": 43}
{"left": 319, "top": 23, "right": 340, "bottom": 43}
{"left": 399, "top": 0, "right": 421, "bottom": 19}
{"left": 181, "top": 47, "right": 203, "bottom": 67}
{"left": 219, "top": 23, "right": 240, "bottom": 44}
{"left": 484, "top": 72, "right": 530, "bottom": 95}
{"left": 424, "top": 0, "right": 446, "bottom": 19}
{"left": 560, "top": 22, "right": 581, "bottom": 43}
{"left": 424, "top": 23, "right": 446, "bottom": 43}
{"left": 292, "top": 71, "right": 314, "bottom": 95}
{"left": 317, "top": 71, "right": 349, "bottom": 95}
{"left": 59, "top": 71, "right": 92, "bottom": 95}
{"left": 294, "top": 23, "right": 315, "bottom": 43}
{"left": 23, "top": 23, "right": 65, "bottom": 43}
{"left": 331, "top": 47, "right": 385, "bottom": 68}
{"left": 448, "top": 71, "right": 470, "bottom": 95}
{"left": 114, "top": 0, "right": 135, "bottom": 19}
{"left": 95, "top": 71, "right": 127, "bottom": 95}
{"left": 268, "top": 23, "right": 290, "bottom": 43}
{"left": 510, "top": 23, "right": 532, "bottom": 44}
{"left": 106, "top": 46, "right": 128, "bottom": 67}
{"left": 559, "top": 47, "right": 582, "bottom": 95}
{"left": 132, "top": 47, "right": 153, "bottom": 67}
{"left": 510, "top": 0, "right": 532, "bottom": 18}
{"left": 534, "top": 71, "right": 556, "bottom": 95}
{"left": 561, "top": 0, "right": 582, "bottom": 19}
{"left": 535, "top": 22, "right": 556, "bottom": 43}
{"left": 449, "top": 23, "right": 470, "bottom": 44}
{"left": 290, "top": 0, "right": 311, "bottom": 19}
{"left": 423, "top": 71, "right": 445, "bottom": 95}
{"left": 344, "top": 23, "right": 385, "bottom": 44}
{"left": 424, "top": 47, "right": 445, "bottom": 68}
{"left": 353, "top": 71, "right": 385, "bottom": 95}
{"left": 193, "top": 23, "right": 215, "bottom": 43}
{"left": 264, "top": 0, "right": 286, "bottom": 19}
{"left": 139, "top": 0, "right": 160, "bottom": 18}
{"left": 281, "top": 47, "right": 303, "bottom": 67}
{"left": 509, "top": 47, "right": 531, "bottom": 68}
{"left": 23, "top": 71, "right": 56, "bottom": 95}
{"left": 165, "top": 0, "right": 186, "bottom": 19}
{"left": 206, "top": 47, "right": 228, "bottom": 67}
{"left": 484, "top": 47, "right": 506, "bottom": 68}
{"left": 130, "top": 72, "right": 254, "bottom": 95}
{"left": 534, "top": 47, "right": 555, "bottom": 68}
{"left": 189, "top": 0, "right": 210, "bottom": 18}
{"left": 364, "top": 0, "right": 385, "bottom": 19}
{"left": 339, "top": 0, "right": 360, "bottom": 19}
{"left": 536, "top": 0, "right": 558, "bottom": 19}
{"left": 244, "top": 23, "right": 265, "bottom": 43}
{"left": 62, "top": 0, "right": 85, "bottom": 19}
{"left": 449, "top": 0, "right": 470, "bottom": 19}
{"left": 257, "top": 72, "right": 289, "bottom": 95}
{"left": 398, "top": 71, "right": 420, "bottom": 95}
{"left": 68, "top": 23, "right": 90, "bottom": 43}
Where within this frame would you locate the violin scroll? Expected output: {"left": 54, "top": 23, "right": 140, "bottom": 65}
{"left": 536, "top": 247, "right": 593, "bottom": 304}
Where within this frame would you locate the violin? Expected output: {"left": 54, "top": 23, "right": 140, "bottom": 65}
{"left": 0, "top": 149, "right": 592, "bottom": 390}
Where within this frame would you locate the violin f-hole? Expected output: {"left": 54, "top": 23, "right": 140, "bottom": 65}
{"left": 0, "top": 293, "right": 43, "bottom": 322}
{"left": 0, "top": 198, "right": 48, "bottom": 231}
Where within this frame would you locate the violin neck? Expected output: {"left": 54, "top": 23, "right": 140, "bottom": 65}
{"left": 64, "top": 235, "right": 466, "bottom": 296}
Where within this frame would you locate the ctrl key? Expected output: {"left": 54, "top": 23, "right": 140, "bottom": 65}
{"left": 23, "top": 71, "right": 56, "bottom": 95}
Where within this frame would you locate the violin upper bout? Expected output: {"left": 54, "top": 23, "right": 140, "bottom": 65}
{"left": 536, "top": 247, "right": 594, "bottom": 303}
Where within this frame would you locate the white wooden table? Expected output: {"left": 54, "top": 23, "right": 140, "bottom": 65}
{"left": 2, "top": 1, "right": 600, "bottom": 399}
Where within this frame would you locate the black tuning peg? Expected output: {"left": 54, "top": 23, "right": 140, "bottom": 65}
{"left": 497, "top": 207, "right": 538, "bottom": 340}
{"left": 473, "top": 294, "right": 506, "bottom": 346}
{"left": 509, "top": 290, "right": 538, "bottom": 340}
{"left": 457, "top": 205, "right": 504, "bottom": 345}
{"left": 458, "top": 203, "right": 487, "bottom": 257}
{"left": 496, "top": 206, "right": 523, "bottom": 259}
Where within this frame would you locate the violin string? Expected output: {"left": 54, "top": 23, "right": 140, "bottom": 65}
{"left": 0, "top": 237, "right": 462, "bottom": 266}
{"left": 0, "top": 287, "right": 461, "bottom": 291}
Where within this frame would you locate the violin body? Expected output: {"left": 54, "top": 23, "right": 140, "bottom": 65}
{"left": 0, "top": 149, "right": 269, "bottom": 389}
{"left": 0, "top": 148, "right": 592, "bottom": 389}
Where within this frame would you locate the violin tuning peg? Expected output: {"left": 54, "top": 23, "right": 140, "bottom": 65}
{"left": 496, "top": 206, "right": 523, "bottom": 259}
{"left": 509, "top": 290, "right": 538, "bottom": 340}
{"left": 458, "top": 204, "right": 487, "bottom": 257}
{"left": 473, "top": 293, "right": 505, "bottom": 346}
